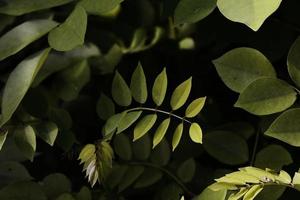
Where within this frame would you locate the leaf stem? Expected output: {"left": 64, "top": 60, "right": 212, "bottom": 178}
{"left": 127, "top": 161, "right": 196, "bottom": 197}
{"left": 126, "top": 107, "right": 192, "bottom": 124}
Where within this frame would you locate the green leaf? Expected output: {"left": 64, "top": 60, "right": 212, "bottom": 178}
{"left": 152, "top": 68, "right": 168, "bottom": 106}
{"left": 105, "top": 164, "right": 128, "bottom": 189}
{"left": 0, "top": 130, "right": 8, "bottom": 151}
{"left": 288, "top": 36, "right": 300, "bottom": 88}
{"left": 243, "top": 185, "right": 263, "bottom": 200}
{"left": 255, "top": 185, "right": 285, "bottom": 200}
{"left": 133, "top": 114, "right": 157, "bottom": 141}
{"left": 54, "top": 59, "right": 90, "bottom": 101}
{"left": 292, "top": 172, "right": 300, "bottom": 191}
{"left": 113, "top": 133, "right": 132, "bottom": 161}
{"left": 217, "top": 121, "right": 255, "bottom": 140}
{"left": 96, "top": 93, "right": 115, "bottom": 120}
{"left": 134, "top": 168, "right": 163, "bottom": 188}
{"left": 56, "top": 193, "right": 75, "bottom": 200}
{"left": 130, "top": 63, "right": 148, "bottom": 104}
{"left": 177, "top": 158, "right": 196, "bottom": 183}
{"left": 0, "top": 0, "right": 73, "bottom": 16}
{"left": 0, "top": 161, "right": 32, "bottom": 186}
{"left": 235, "top": 78, "right": 297, "bottom": 115}
{"left": 112, "top": 71, "right": 132, "bottom": 107}
{"left": 0, "top": 181, "right": 47, "bottom": 200}
{"left": 150, "top": 138, "right": 170, "bottom": 166}
{"left": 42, "top": 173, "right": 71, "bottom": 199}
{"left": 172, "top": 123, "right": 183, "bottom": 151}
{"left": 48, "top": 5, "right": 87, "bottom": 51}
{"left": 203, "top": 131, "right": 249, "bottom": 165}
{"left": 34, "top": 121, "right": 58, "bottom": 146}
{"left": 118, "top": 166, "right": 144, "bottom": 192}
{"left": 217, "top": 0, "right": 282, "bottom": 31}
{"left": 117, "top": 111, "right": 142, "bottom": 134}
{"left": 174, "top": 0, "right": 217, "bottom": 25}
{"left": 14, "top": 125, "right": 36, "bottom": 161}
{"left": 48, "top": 107, "right": 72, "bottom": 130}
{"left": 185, "top": 97, "right": 206, "bottom": 118}
{"left": 212, "top": 47, "right": 276, "bottom": 93}
{"left": 153, "top": 118, "right": 171, "bottom": 148}
{"left": 193, "top": 187, "right": 226, "bottom": 200}
{"left": 1, "top": 48, "right": 50, "bottom": 126}
{"left": 76, "top": 186, "right": 91, "bottom": 200}
{"left": 170, "top": 77, "right": 192, "bottom": 110}
{"left": 228, "top": 188, "right": 248, "bottom": 200}
{"left": 103, "top": 112, "right": 126, "bottom": 137}
{"left": 0, "top": 15, "right": 15, "bottom": 32}
{"left": 255, "top": 145, "right": 293, "bottom": 171}
{"left": 132, "top": 134, "right": 151, "bottom": 161}
{"left": 79, "top": 0, "right": 123, "bottom": 15}
{"left": 189, "top": 123, "right": 202, "bottom": 143}
{"left": 265, "top": 108, "right": 300, "bottom": 147}
{"left": 0, "top": 20, "right": 57, "bottom": 61}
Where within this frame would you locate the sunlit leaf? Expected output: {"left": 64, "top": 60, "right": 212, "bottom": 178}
{"left": 185, "top": 97, "right": 206, "bottom": 118}
{"left": 288, "top": 36, "right": 300, "bottom": 88}
{"left": 243, "top": 185, "right": 263, "bottom": 200}
{"left": 153, "top": 118, "right": 170, "bottom": 148}
{"left": 172, "top": 123, "right": 183, "bottom": 151}
{"left": 133, "top": 114, "right": 157, "bottom": 141}
{"left": 152, "top": 68, "right": 168, "bottom": 106}
{"left": 103, "top": 112, "right": 126, "bottom": 137}
{"left": 79, "top": 0, "right": 123, "bottom": 15}
{"left": 170, "top": 77, "right": 192, "bottom": 110}
{"left": 14, "top": 125, "right": 36, "bottom": 161}
{"left": 189, "top": 123, "right": 202, "bottom": 143}
{"left": 112, "top": 71, "right": 132, "bottom": 106}
{"left": 117, "top": 111, "right": 142, "bottom": 134}
{"left": 193, "top": 187, "right": 226, "bottom": 200}
{"left": 34, "top": 121, "right": 58, "bottom": 146}
{"left": 118, "top": 166, "right": 144, "bottom": 192}
{"left": 130, "top": 63, "right": 147, "bottom": 104}
{"left": 96, "top": 93, "right": 115, "bottom": 120}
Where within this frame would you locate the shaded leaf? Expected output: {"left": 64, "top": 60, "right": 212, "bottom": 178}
{"left": 113, "top": 133, "right": 132, "bottom": 161}
{"left": 152, "top": 68, "right": 168, "bottom": 106}
{"left": 134, "top": 168, "right": 163, "bottom": 188}
{"left": 42, "top": 173, "right": 71, "bottom": 199}
{"left": 213, "top": 47, "right": 276, "bottom": 93}
{"left": 235, "top": 78, "right": 297, "bottom": 115}
{"left": 193, "top": 187, "right": 226, "bottom": 200}
{"left": 185, "top": 97, "right": 206, "bottom": 118}
{"left": 288, "top": 36, "right": 300, "bottom": 88}
{"left": 96, "top": 93, "right": 115, "bottom": 120}
{"left": 130, "top": 63, "right": 148, "bottom": 104}
{"left": 150, "top": 139, "right": 170, "bottom": 166}
{"left": 177, "top": 158, "right": 196, "bottom": 183}
{"left": 118, "top": 166, "right": 144, "bottom": 192}
{"left": 153, "top": 118, "right": 170, "bottom": 148}
{"left": 132, "top": 134, "right": 151, "bottom": 161}
{"left": 112, "top": 71, "right": 132, "bottom": 107}
{"left": 105, "top": 164, "right": 128, "bottom": 189}
{"left": 133, "top": 114, "right": 157, "bottom": 141}
{"left": 48, "top": 5, "right": 87, "bottom": 51}
{"left": 34, "top": 121, "right": 58, "bottom": 146}
{"left": 170, "top": 77, "right": 192, "bottom": 110}
{"left": 48, "top": 107, "right": 72, "bottom": 130}
{"left": 14, "top": 125, "right": 36, "bottom": 161}
{"left": 172, "top": 123, "right": 183, "bottom": 151}
{"left": 79, "top": 0, "right": 123, "bottom": 15}
{"left": 55, "top": 193, "right": 75, "bottom": 200}
{"left": 189, "top": 123, "right": 202, "bottom": 143}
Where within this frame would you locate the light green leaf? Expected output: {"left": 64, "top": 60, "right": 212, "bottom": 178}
{"left": 150, "top": 138, "right": 170, "bottom": 166}
{"left": 56, "top": 193, "right": 75, "bottom": 200}
{"left": 177, "top": 158, "right": 196, "bottom": 183}
{"left": 235, "top": 78, "right": 297, "bottom": 115}
{"left": 228, "top": 188, "right": 248, "bottom": 200}
{"left": 217, "top": 0, "right": 282, "bottom": 31}
{"left": 212, "top": 47, "right": 276, "bottom": 93}
{"left": 189, "top": 123, "right": 202, "bottom": 143}
{"left": 243, "top": 185, "right": 263, "bottom": 200}
{"left": 208, "top": 182, "right": 238, "bottom": 191}
{"left": 48, "top": 5, "right": 87, "bottom": 51}
{"left": 172, "top": 123, "right": 183, "bottom": 151}
{"left": 193, "top": 187, "right": 226, "bottom": 200}
{"left": 103, "top": 112, "right": 126, "bottom": 137}
{"left": 133, "top": 114, "right": 157, "bottom": 141}
{"left": 14, "top": 125, "right": 36, "bottom": 161}
{"left": 265, "top": 108, "right": 300, "bottom": 147}
{"left": 255, "top": 145, "right": 293, "bottom": 171}
{"left": 276, "top": 170, "right": 291, "bottom": 184}
{"left": 292, "top": 172, "right": 300, "bottom": 191}
{"left": 174, "top": 0, "right": 217, "bottom": 25}
{"left": 1, "top": 48, "right": 50, "bottom": 126}
{"left": 179, "top": 37, "right": 195, "bottom": 50}
{"left": 79, "top": 0, "right": 123, "bottom": 15}
{"left": 42, "top": 173, "right": 71, "bottom": 199}
{"left": 113, "top": 133, "right": 132, "bottom": 161}
{"left": 203, "top": 131, "right": 249, "bottom": 165}
{"left": 112, "top": 71, "right": 132, "bottom": 107}
{"left": 132, "top": 134, "right": 151, "bottom": 161}
{"left": 288, "top": 36, "right": 300, "bottom": 88}
{"left": 130, "top": 63, "right": 148, "bottom": 104}
{"left": 34, "top": 121, "right": 58, "bottom": 146}
{"left": 185, "top": 97, "right": 206, "bottom": 118}
{"left": 118, "top": 166, "right": 144, "bottom": 192}
{"left": 117, "top": 111, "right": 142, "bottom": 134}
{"left": 78, "top": 144, "right": 95, "bottom": 164}
{"left": 170, "top": 77, "right": 192, "bottom": 110}
{"left": 0, "top": 130, "right": 8, "bottom": 151}
{"left": 0, "top": 181, "right": 47, "bottom": 200}
{"left": 134, "top": 168, "right": 163, "bottom": 188}
{"left": 96, "top": 93, "right": 115, "bottom": 120}
{"left": 76, "top": 186, "right": 91, "bottom": 200}
{"left": 153, "top": 118, "right": 171, "bottom": 148}
{"left": 0, "top": 20, "right": 57, "bottom": 61}
{"left": 152, "top": 68, "right": 168, "bottom": 106}
{"left": 0, "top": 0, "right": 73, "bottom": 16}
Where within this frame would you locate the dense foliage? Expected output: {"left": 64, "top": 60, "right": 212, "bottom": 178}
{"left": 1, "top": 0, "right": 300, "bottom": 199}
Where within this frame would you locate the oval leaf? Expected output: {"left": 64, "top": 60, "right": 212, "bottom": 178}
{"left": 79, "top": 0, "right": 123, "bottom": 15}
{"left": 217, "top": 0, "right": 282, "bottom": 31}
{"left": 203, "top": 131, "right": 249, "bottom": 165}
{"left": 193, "top": 187, "right": 226, "bottom": 200}
{"left": 132, "top": 134, "right": 151, "bottom": 161}
{"left": 134, "top": 168, "right": 163, "bottom": 188}
{"left": 265, "top": 108, "right": 300, "bottom": 147}
{"left": 96, "top": 93, "right": 115, "bottom": 120}
{"left": 189, "top": 123, "right": 202, "bottom": 143}
{"left": 133, "top": 114, "right": 157, "bottom": 141}
{"left": 287, "top": 36, "right": 300, "bottom": 88}
{"left": 130, "top": 63, "right": 148, "bottom": 104}
{"left": 234, "top": 78, "right": 297, "bottom": 115}
{"left": 111, "top": 71, "right": 132, "bottom": 106}
{"left": 174, "top": 0, "right": 217, "bottom": 25}
{"left": 1, "top": 48, "right": 50, "bottom": 126}
{"left": 0, "top": 20, "right": 57, "bottom": 61}
{"left": 153, "top": 118, "right": 170, "bottom": 148}
{"left": 113, "top": 133, "right": 132, "bottom": 161}
{"left": 34, "top": 121, "right": 58, "bottom": 146}
{"left": 48, "top": 5, "right": 87, "bottom": 51}
{"left": 170, "top": 77, "right": 192, "bottom": 110}
{"left": 177, "top": 158, "right": 196, "bottom": 183}
{"left": 172, "top": 123, "right": 183, "bottom": 151}
{"left": 14, "top": 125, "right": 36, "bottom": 161}
{"left": 118, "top": 166, "right": 144, "bottom": 192}
{"left": 152, "top": 68, "right": 168, "bottom": 106}
{"left": 103, "top": 112, "right": 126, "bottom": 137}
{"left": 117, "top": 111, "right": 142, "bottom": 134}
{"left": 150, "top": 138, "right": 170, "bottom": 166}
{"left": 213, "top": 47, "right": 276, "bottom": 93}
{"left": 185, "top": 97, "right": 206, "bottom": 118}
{"left": 42, "top": 173, "right": 71, "bottom": 199}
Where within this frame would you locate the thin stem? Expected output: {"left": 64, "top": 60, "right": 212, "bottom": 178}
{"left": 168, "top": 17, "right": 177, "bottom": 39}
{"left": 250, "top": 128, "right": 260, "bottom": 166}
{"left": 126, "top": 107, "right": 192, "bottom": 124}
{"left": 292, "top": 86, "right": 300, "bottom": 95}
{"left": 127, "top": 161, "right": 196, "bottom": 197}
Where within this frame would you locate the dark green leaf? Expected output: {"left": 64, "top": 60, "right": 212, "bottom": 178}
{"left": 118, "top": 166, "right": 144, "bottom": 192}
{"left": 185, "top": 97, "right": 206, "bottom": 118}
{"left": 150, "top": 139, "right": 170, "bottom": 166}
{"left": 134, "top": 168, "right": 163, "bottom": 188}
{"left": 14, "top": 125, "right": 36, "bottom": 161}
{"left": 113, "top": 133, "right": 132, "bottom": 161}
{"left": 55, "top": 193, "right": 75, "bottom": 200}
{"left": 42, "top": 173, "right": 71, "bottom": 199}
{"left": 112, "top": 71, "right": 132, "bottom": 107}
{"left": 76, "top": 187, "right": 91, "bottom": 200}
{"left": 48, "top": 107, "right": 72, "bottom": 130}
{"left": 288, "top": 36, "right": 300, "bottom": 88}
{"left": 177, "top": 158, "right": 196, "bottom": 183}
{"left": 96, "top": 93, "right": 115, "bottom": 120}
{"left": 130, "top": 63, "right": 148, "bottom": 104}
{"left": 132, "top": 134, "right": 151, "bottom": 161}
